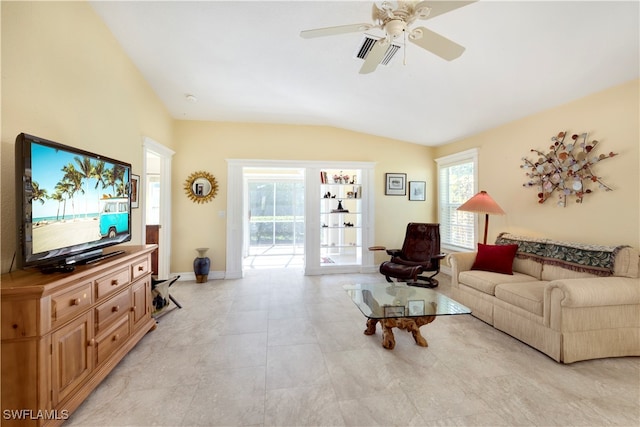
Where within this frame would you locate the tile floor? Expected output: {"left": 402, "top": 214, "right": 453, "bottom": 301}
{"left": 66, "top": 270, "right": 640, "bottom": 426}
{"left": 244, "top": 245, "right": 304, "bottom": 270}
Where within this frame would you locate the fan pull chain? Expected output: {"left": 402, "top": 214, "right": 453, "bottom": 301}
{"left": 403, "top": 30, "right": 407, "bottom": 66}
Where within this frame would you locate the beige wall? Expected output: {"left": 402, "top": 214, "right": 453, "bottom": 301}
{"left": 172, "top": 121, "right": 436, "bottom": 272}
{"left": 1, "top": 1, "right": 174, "bottom": 273}
{"left": 2, "top": 1, "right": 636, "bottom": 277}
{"left": 434, "top": 79, "right": 640, "bottom": 249}
{"left": 0, "top": 1, "right": 437, "bottom": 276}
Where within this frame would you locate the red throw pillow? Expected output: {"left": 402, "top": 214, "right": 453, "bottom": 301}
{"left": 471, "top": 243, "right": 518, "bottom": 275}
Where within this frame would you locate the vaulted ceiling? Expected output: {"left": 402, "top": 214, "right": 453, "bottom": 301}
{"left": 90, "top": 1, "right": 639, "bottom": 146}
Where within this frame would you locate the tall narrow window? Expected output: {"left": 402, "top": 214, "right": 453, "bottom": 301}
{"left": 435, "top": 149, "right": 478, "bottom": 251}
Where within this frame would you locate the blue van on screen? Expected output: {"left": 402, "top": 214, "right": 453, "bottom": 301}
{"left": 99, "top": 198, "right": 129, "bottom": 238}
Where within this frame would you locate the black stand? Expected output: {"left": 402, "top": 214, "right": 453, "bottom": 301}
{"left": 152, "top": 275, "right": 182, "bottom": 309}
{"left": 39, "top": 264, "right": 75, "bottom": 274}
{"left": 83, "top": 250, "right": 125, "bottom": 265}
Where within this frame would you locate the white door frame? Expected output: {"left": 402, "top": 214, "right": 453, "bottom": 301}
{"left": 142, "top": 137, "right": 175, "bottom": 279}
{"left": 226, "top": 159, "right": 375, "bottom": 279}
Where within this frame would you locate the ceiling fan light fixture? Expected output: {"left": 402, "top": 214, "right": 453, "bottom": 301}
{"left": 385, "top": 19, "right": 406, "bottom": 38}
{"left": 408, "top": 28, "right": 424, "bottom": 41}
{"left": 301, "top": 1, "right": 474, "bottom": 73}
{"left": 414, "top": 1, "right": 432, "bottom": 19}
{"left": 380, "top": 1, "right": 394, "bottom": 12}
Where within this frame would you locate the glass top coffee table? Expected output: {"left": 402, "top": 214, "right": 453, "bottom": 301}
{"left": 343, "top": 282, "right": 471, "bottom": 350}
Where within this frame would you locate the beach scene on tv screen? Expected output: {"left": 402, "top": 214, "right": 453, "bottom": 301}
{"left": 30, "top": 142, "right": 130, "bottom": 254}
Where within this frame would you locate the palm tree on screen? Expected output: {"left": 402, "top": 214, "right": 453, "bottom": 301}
{"left": 74, "top": 155, "right": 95, "bottom": 218}
{"left": 30, "top": 181, "right": 48, "bottom": 205}
{"left": 93, "top": 160, "right": 107, "bottom": 198}
{"left": 62, "top": 163, "right": 84, "bottom": 219}
{"left": 50, "top": 191, "right": 64, "bottom": 221}
{"left": 54, "top": 180, "right": 72, "bottom": 220}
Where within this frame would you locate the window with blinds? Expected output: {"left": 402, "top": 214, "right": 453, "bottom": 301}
{"left": 435, "top": 149, "right": 478, "bottom": 251}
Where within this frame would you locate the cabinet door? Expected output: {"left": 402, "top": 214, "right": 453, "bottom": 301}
{"left": 51, "top": 312, "right": 94, "bottom": 406}
{"left": 131, "top": 277, "right": 151, "bottom": 330}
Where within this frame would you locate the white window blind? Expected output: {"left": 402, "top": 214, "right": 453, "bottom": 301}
{"left": 435, "top": 149, "right": 478, "bottom": 251}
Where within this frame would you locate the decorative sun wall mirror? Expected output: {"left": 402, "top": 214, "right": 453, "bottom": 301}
{"left": 184, "top": 171, "right": 218, "bottom": 204}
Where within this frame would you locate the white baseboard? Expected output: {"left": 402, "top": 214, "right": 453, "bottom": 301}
{"left": 172, "top": 270, "right": 226, "bottom": 281}
{"left": 171, "top": 266, "right": 450, "bottom": 281}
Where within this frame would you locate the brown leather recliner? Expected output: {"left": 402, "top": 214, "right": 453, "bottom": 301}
{"left": 379, "top": 223, "right": 445, "bottom": 288}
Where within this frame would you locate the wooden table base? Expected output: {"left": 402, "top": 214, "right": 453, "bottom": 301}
{"left": 364, "top": 316, "right": 436, "bottom": 350}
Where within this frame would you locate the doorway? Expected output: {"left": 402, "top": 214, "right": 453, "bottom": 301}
{"left": 142, "top": 137, "right": 174, "bottom": 279}
{"left": 226, "top": 159, "right": 375, "bottom": 279}
{"left": 243, "top": 168, "right": 305, "bottom": 269}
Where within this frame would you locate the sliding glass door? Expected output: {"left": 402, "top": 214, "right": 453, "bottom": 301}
{"left": 245, "top": 176, "right": 304, "bottom": 268}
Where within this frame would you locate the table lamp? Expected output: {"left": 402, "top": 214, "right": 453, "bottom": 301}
{"left": 457, "top": 190, "right": 506, "bottom": 244}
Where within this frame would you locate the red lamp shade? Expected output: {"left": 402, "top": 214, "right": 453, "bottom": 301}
{"left": 457, "top": 191, "right": 505, "bottom": 244}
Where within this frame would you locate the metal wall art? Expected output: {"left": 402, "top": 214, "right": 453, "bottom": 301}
{"left": 521, "top": 131, "right": 617, "bottom": 207}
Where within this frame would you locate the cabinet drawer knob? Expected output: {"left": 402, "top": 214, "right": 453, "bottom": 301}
{"left": 138, "top": 265, "right": 144, "bottom": 271}
{"left": 112, "top": 334, "right": 120, "bottom": 341}
{"left": 131, "top": 306, "right": 136, "bottom": 311}
{"left": 72, "top": 298, "right": 81, "bottom": 306}
{"left": 112, "top": 305, "right": 120, "bottom": 312}
{"left": 111, "top": 279, "right": 119, "bottom": 286}
{"left": 88, "top": 339, "right": 95, "bottom": 347}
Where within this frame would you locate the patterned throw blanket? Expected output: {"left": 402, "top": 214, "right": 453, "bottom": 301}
{"left": 495, "top": 232, "right": 628, "bottom": 277}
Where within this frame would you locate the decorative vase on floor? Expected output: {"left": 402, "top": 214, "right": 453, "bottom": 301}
{"left": 193, "top": 247, "right": 210, "bottom": 283}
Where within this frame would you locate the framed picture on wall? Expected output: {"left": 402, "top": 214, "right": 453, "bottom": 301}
{"left": 385, "top": 173, "right": 406, "bottom": 196}
{"left": 409, "top": 181, "right": 426, "bottom": 201}
{"left": 131, "top": 174, "right": 140, "bottom": 209}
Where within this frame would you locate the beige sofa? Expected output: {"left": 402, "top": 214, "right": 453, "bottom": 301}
{"left": 447, "top": 233, "right": 640, "bottom": 363}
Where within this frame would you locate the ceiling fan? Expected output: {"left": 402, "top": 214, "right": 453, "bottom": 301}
{"left": 300, "top": 1, "right": 476, "bottom": 74}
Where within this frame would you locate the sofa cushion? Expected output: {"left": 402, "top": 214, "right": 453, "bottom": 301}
{"left": 613, "top": 247, "right": 639, "bottom": 278}
{"left": 541, "top": 264, "right": 600, "bottom": 281}
{"left": 495, "top": 281, "right": 548, "bottom": 316}
{"left": 513, "top": 257, "right": 544, "bottom": 280}
{"left": 459, "top": 270, "right": 538, "bottom": 296}
{"left": 471, "top": 243, "right": 518, "bottom": 274}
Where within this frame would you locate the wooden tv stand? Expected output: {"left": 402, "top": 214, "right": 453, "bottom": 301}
{"left": 1, "top": 245, "right": 157, "bottom": 426}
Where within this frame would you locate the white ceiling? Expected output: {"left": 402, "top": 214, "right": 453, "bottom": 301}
{"left": 90, "top": 1, "right": 639, "bottom": 146}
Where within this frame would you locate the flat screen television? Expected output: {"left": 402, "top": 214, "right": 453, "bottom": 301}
{"left": 15, "top": 133, "right": 132, "bottom": 272}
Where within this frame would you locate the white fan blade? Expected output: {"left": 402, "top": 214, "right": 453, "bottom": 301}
{"left": 359, "top": 39, "right": 389, "bottom": 74}
{"left": 300, "top": 23, "right": 372, "bottom": 39}
{"left": 409, "top": 27, "right": 465, "bottom": 61}
{"left": 417, "top": 1, "right": 476, "bottom": 20}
